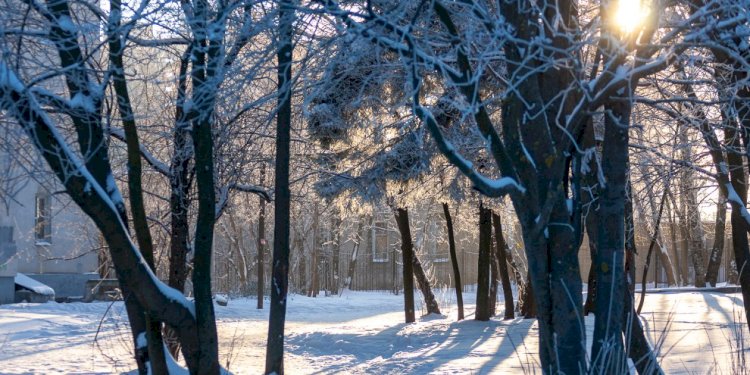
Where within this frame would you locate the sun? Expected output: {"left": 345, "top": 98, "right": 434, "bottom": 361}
{"left": 613, "top": 0, "right": 650, "bottom": 34}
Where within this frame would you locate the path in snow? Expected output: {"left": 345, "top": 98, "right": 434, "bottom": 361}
{"left": 0, "top": 289, "right": 746, "bottom": 374}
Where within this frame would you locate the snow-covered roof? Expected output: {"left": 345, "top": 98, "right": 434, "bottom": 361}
{"left": 15, "top": 273, "right": 55, "bottom": 296}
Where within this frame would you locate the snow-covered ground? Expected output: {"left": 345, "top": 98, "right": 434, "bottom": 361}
{"left": 0, "top": 288, "right": 746, "bottom": 374}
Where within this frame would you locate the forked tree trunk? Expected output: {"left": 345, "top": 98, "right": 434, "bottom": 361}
{"left": 107, "top": 3, "right": 167, "bottom": 371}
{"left": 412, "top": 250, "right": 441, "bottom": 315}
{"left": 394, "top": 208, "right": 416, "bottom": 323}
{"left": 475, "top": 204, "right": 492, "bottom": 321}
{"left": 395, "top": 207, "right": 441, "bottom": 316}
{"left": 442, "top": 203, "right": 464, "bottom": 320}
{"left": 492, "top": 213, "right": 515, "bottom": 319}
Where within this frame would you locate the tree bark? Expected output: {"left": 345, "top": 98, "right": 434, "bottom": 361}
{"left": 591, "top": 100, "right": 629, "bottom": 373}
{"left": 581, "top": 114, "right": 600, "bottom": 316}
{"left": 395, "top": 207, "right": 441, "bottom": 316}
{"left": 106, "top": 1, "right": 167, "bottom": 371}
{"left": 489, "top": 222, "right": 499, "bottom": 316}
{"left": 296, "top": 233, "right": 306, "bottom": 295}
{"left": 706, "top": 190, "right": 726, "bottom": 287}
{"left": 442, "top": 203, "right": 464, "bottom": 320}
{"left": 679, "top": 130, "right": 707, "bottom": 287}
{"left": 394, "top": 208, "right": 416, "bottom": 323}
{"left": 637, "top": 185, "right": 670, "bottom": 314}
{"left": 411, "top": 249, "right": 441, "bottom": 315}
{"left": 265, "top": 3, "right": 294, "bottom": 372}
{"left": 344, "top": 219, "right": 365, "bottom": 290}
{"left": 189, "top": 17, "right": 222, "bottom": 372}
{"left": 519, "top": 276, "right": 536, "bottom": 318}
{"left": 331, "top": 215, "right": 341, "bottom": 295}
{"left": 257, "top": 166, "right": 267, "bottom": 308}
{"left": 667, "top": 200, "right": 683, "bottom": 285}
{"left": 309, "top": 204, "right": 320, "bottom": 297}
{"left": 492, "top": 213, "right": 515, "bottom": 319}
{"left": 476, "top": 204, "right": 492, "bottom": 321}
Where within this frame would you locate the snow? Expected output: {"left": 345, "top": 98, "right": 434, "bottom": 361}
{"left": 69, "top": 92, "right": 96, "bottom": 113}
{"left": 0, "top": 289, "right": 747, "bottom": 373}
{"left": 136, "top": 332, "right": 147, "bottom": 349}
{"left": 14, "top": 273, "right": 55, "bottom": 296}
{"left": 56, "top": 15, "right": 77, "bottom": 34}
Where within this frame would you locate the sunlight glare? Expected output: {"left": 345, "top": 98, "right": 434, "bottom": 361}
{"left": 613, "top": 0, "right": 650, "bottom": 34}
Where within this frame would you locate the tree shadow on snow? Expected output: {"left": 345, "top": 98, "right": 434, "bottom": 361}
{"left": 285, "top": 315, "right": 535, "bottom": 374}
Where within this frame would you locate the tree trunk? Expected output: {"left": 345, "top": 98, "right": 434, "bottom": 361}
{"left": 724, "top": 120, "right": 750, "bottom": 331}
{"left": 257, "top": 166, "right": 267, "bottom": 308}
{"left": 106, "top": 3, "right": 167, "bottom": 371}
{"left": 667, "top": 201, "right": 683, "bottom": 285}
{"left": 442, "top": 203, "right": 464, "bottom": 320}
{"left": 675, "top": 194, "right": 691, "bottom": 285}
{"left": 162, "top": 33, "right": 194, "bottom": 363}
{"left": 680, "top": 133, "right": 707, "bottom": 287}
{"left": 505, "top": 242, "right": 531, "bottom": 318}
{"left": 693, "top": 81, "right": 750, "bottom": 333}
{"left": 265, "top": 3, "right": 294, "bottom": 372}
{"left": 344, "top": 219, "right": 365, "bottom": 290}
{"left": 519, "top": 273, "right": 536, "bottom": 318}
{"left": 331, "top": 215, "right": 341, "bottom": 295}
{"left": 168, "top": 45, "right": 193, "bottom": 296}
{"left": 706, "top": 190, "right": 726, "bottom": 287}
{"left": 309, "top": 204, "right": 319, "bottom": 297}
{"left": 296, "top": 233, "right": 306, "bottom": 295}
{"left": 189, "top": 25, "right": 222, "bottom": 372}
{"left": 581, "top": 114, "right": 600, "bottom": 316}
{"left": 394, "top": 208, "right": 416, "bottom": 323}
{"left": 591, "top": 100, "right": 629, "bottom": 373}
{"left": 637, "top": 185, "right": 670, "bottom": 314}
{"left": 639, "top": 174, "right": 678, "bottom": 287}
{"left": 625, "top": 181, "right": 637, "bottom": 297}
{"left": 492, "top": 213, "right": 515, "bottom": 319}
{"left": 412, "top": 249, "right": 441, "bottom": 315}
{"left": 395, "top": 207, "right": 440, "bottom": 316}
{"left": 624, "top": 276, "right": 664, "bottom": 374}
{"left": 489, "top": 240, "right": 499, "bottom": 316}
{"left": 475, "top": 204, "right": 492, "bottom": 321}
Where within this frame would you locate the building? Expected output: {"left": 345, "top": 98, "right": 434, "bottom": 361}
{"left": 0, "top": 149, "right": 100, "bottom": 303}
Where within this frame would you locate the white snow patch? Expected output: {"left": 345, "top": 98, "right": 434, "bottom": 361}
{"left": 14, "top": 273, "right": 54, "bottom": 296}
{"left": 0, "top": 290, "right": 747, "bottom": 374}
{"left": 136, "top": 332, "right": 147, "bottom": 349}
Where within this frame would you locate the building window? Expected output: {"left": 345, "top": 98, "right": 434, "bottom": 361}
{"left": 371, "top": 212, "right": 392, "bottom": 263}
{"left": 35, "top": 192, "right": 51, "bottom": 244}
